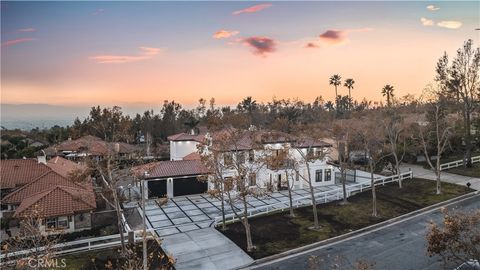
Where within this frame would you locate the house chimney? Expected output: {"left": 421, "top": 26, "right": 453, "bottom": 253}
{"left": 37, "top": 155, "right": 47, "bottom": 164}
{"left": 114, "top": 143, "right": 120, "bottom": 153}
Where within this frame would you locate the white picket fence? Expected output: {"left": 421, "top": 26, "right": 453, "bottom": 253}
{"left": 0, "top": 230, "right": 155, "bottom": 264}
{"left": 440, "top": 155, "right": 480, "bottom": 171}
{"left": 214, "top": 171, "right": 413, "bottom": 225}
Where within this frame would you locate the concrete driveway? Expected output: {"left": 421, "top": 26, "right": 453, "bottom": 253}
{"left": 142, "top": 184, "right": 358, "bottom": 237}
{"left": 400, "top": 163, "right": 480, "bottom": 190}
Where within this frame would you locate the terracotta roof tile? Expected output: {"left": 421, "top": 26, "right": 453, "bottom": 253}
{"left": 183, "top": 152, "right": 201, "bottom": 161}
{"left": 14, "top": 185, "right": 96, "bottom": 218}
{"left": 2, "top": 171, "right": 91, "bottom": 205}
{"left": 132, "top": 160, "right": 208, "bottom": 179}
{"left": 167, "top": 133, "right": 205, "bottom": 143}
{"left": 0, "top": 159, "right": 52, "bottom": 189}
{"left": 46, "top": 156, "right": 87, "bottom": 178}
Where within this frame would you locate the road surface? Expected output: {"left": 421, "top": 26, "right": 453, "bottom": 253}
{"left": 248, "top": 194, "right": 480, "bottom": 270}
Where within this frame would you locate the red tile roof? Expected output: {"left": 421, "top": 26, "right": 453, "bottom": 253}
{"left": 50, "top": 136, "right": 137, "bottom": 156}
{"left": 167, "top": 133, "right": 205, "bottom": 143}
{"left": 0, "top": 159, "right": 52, "bottom": 189}
{"left": 14, "top": 185, "right": 96, "bottom": 218}
{"left": 46, "top": 156, "right": 87, "bottom": 178}
{"left": 132, "top": 160, "right": 208, "bottom": 179}
{"left": 2, "top": 171, "right": 90, "bottom": 205}
{"left": 183, "top": 152, "right": 201, "bottom": 161}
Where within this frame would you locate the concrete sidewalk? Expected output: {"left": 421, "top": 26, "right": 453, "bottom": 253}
{"left": 400, "top": 163, "right": 480, "bottom": 190}
{"left": 162, "top": 227, "right": 253, "bottom": 270}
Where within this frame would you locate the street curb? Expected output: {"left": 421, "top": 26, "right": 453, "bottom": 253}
{"left": 240, "top": 190, "right": 479, "bottom": 269}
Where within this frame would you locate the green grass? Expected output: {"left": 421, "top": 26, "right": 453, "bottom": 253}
{"left": 445, "top": 163, "right": 480, "bottom": 177}
{"left": 219, "top": 178, "right": 473, "bottom": 259}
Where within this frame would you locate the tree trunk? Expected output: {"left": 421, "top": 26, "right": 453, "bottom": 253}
{"left": 242, "top": 198, "right": 254, "bottom": 252}
{"left": 285, "top": 171, "right": 295, "bottom": 217}
{"left": 369, "top": 161, "right": 377, "bottom": 217}
{"left": 394, "top": 154, "right": 402, "bottom": 188}
{"left": 306, "top": 163, "right": 320, "bottom": 229}
{"left": 341, "top": 168, "right": 348, "bottom": 204}
{"left": 464, "top": 105, "right": 473, "bottom": 167}
{"left": 436, "top": 170, "right": 442, "bottom": 195}
{"left": 112, "top": 189, "right": 127, "bottom": 254}
{"left": 221, "top": 182, "right": 226, "bottom": 231}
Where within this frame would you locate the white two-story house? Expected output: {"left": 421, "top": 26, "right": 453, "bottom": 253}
{"left": 133, "top": 128, "right": 338, "bottom": 198}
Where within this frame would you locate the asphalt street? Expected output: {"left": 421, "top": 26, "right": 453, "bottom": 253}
{"left": 248, "top": 193, "right": 480, "bottom": 270}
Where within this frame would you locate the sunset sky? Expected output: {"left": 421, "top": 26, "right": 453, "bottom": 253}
{"left": 1, "top": 1, "right": 479, "bottom": 108}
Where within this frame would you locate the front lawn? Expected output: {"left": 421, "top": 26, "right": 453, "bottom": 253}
{"left": 219, "top": 178, "right": 472, "bottom": 259}
{"left": 445, "top": 163, "right": 480, "bottom": 177}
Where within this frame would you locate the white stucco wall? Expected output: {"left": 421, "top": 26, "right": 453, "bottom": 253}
{"left": 170, "top": 141, "right": 199, "bottom": 160}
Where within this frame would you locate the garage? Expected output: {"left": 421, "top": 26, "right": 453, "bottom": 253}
{"left": 136, "top": 159, "right": 209, "bottom": 198}
{"left": 148, "top": 180, "right": 167, "bottom": 198}
{"left": 173, "top": 177, "right": 208, "bottom": 196}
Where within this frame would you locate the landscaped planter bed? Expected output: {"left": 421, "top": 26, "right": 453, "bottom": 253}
{"left": 219, "top": 178, "right": 472, "bottom": 259}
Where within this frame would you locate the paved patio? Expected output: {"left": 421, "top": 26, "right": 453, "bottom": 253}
{"left": 140, "top": 182, "right": 366, "bottom": 237}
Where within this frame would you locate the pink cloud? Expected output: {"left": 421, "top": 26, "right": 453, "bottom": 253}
{"left": 233, "top": 4, "right": 272, "bottom": 15}
{"left": 319, "top": 30, "right": 347, "bottom": 45}
{"left": 90, "top": 46, "right": 162, "bottom": 64}
{"left": 213, "top": 30, "right": 239, "bottom": 39}
{"left": 17, "top": 28, "right": 35, "bottom": 32}
{"left": 305, "top": 42, "right": 320, "bottom": 49}
{"left": 1, "top": 38, "right": 35, "bottom": 47}
{"left": 241, "top": 36, "right": 276, "bottom": 56}
{"left": 317, "top": 28, "right": 372, "bottom": 46}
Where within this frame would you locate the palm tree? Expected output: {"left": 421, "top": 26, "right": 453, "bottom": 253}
{"left": 382, "top": 84, "right": 395, "bottom": 107}
{"left": 344, "top": 78, "right": 355, "bottom": 110}
{"left": 325, "top": 101, "right": 335, "bottom": 112}
{"left": 329, "top": 74, "right": 342, "bottom": 111}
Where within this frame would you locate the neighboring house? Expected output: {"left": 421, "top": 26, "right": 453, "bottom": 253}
{"left": 133, "top": 129, "right": 337, "bottom": 198}
{"left": 0, "top": 157, "right": 96, "bottom": 234}
{"left": 44, "top": 135, "right": 138, "bottom": 160}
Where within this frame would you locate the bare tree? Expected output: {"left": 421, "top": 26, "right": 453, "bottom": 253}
{"left": 382, "top": 110, "right": 407, "bottom": 188}
{"left": 201, "top": 128, "right": 267, "bottom": 252}
{"left": 265, "top": 142, "right": 296, "bottom": 217}
{"left": 2, "top": 204, "right": 62, "bottom": 268}
{"left": 332, "top": 120, "right": 353, "bottom": 204}
{"left": 291, "top": 128, "right": 329, "bottom": 230}
{"left": 352, "top": 116, "right": 389, "bottom": 217}
{"left": 417, "top": 95, "right": 453, "bottom": 195}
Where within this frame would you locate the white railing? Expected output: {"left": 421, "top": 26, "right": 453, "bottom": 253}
{"left": 214, "top": 171, "right": 413, "bottom": 225}
{"left": 0, "top": 230, "right": 155, "bottom": 264}
{"left": 440, "top": 155, "right": 480, "bottom": 171}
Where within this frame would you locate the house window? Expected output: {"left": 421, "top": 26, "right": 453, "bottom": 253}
{"left": 224, "top": 153, "right": 233, "bottom": 167}
{"left": 248, "top": 150, "right": 255, "bottom": 162}
{"left": 325, "top": 169, "right": 332, "bottom": 181}
{"left": 315, "top": 170, "right": 323, "bottom": 182}
{"left": 295, "top": 171, "right": 300, "bottom": 182}
{"left": 249, "top": 173, "right": 256, "bottom": 186}
{"left": 237, "top": 152, "right": 245, "bottom": 164}
{"left": 45, "top": 217, "right": 70, "bottom": 230}
{"left": 307, "top": 148, "right": 314, "bottom": 157}
{"left": 57, "top": 216, "right": 69, "bottom": 229}
{"left": 46, "top": 218, "right": 57, "bottom": 229}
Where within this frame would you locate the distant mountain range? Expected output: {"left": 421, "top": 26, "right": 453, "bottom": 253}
{"left": 1, "top": 104, "right": 90, "bottom": 130}
{"left": 0, "top": 103, "right": 198, "bottom": 130}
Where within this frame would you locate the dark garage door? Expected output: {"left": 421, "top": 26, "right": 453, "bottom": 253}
{"left": 148, "top": 180, "right": 167, "bottom": 198}
{"left": 174, "top": 177, "right": 207, "bottom": 196}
